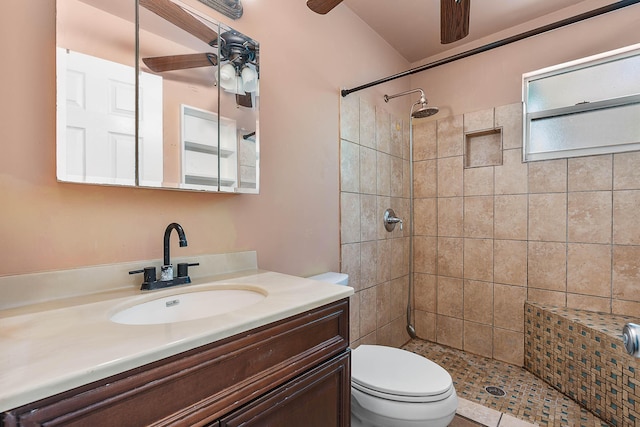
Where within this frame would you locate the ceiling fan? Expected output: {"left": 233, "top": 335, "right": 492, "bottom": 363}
{"left": 139, "top": 0, "right": 259, "bottom": 105}
{"left": 306, "top": 0, "right": 471, "bottom": 44}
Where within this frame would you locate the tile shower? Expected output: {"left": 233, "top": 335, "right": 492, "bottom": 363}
{"left": 339, "top": 93, "right": 640, "bottom": 425}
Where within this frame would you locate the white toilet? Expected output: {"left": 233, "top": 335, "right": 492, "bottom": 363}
{"left": 308, "top": 272, "right": 458, "bottom": 427}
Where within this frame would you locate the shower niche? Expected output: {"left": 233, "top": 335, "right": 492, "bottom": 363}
{"left": 464, "top": 128, "right": 503, "bottom": 168}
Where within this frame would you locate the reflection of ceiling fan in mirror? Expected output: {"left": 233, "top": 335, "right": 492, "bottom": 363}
{"left": 306, "top": 0, "right": 471, "bottom": 44}
{"left": 139, "top": 0, "right": 258, "bottom": 105}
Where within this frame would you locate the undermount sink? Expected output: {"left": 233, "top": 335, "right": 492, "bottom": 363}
{"left": 110, "top": 287, "right": 266, "bottom": 325}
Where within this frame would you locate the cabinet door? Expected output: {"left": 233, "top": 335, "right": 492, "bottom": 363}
{"left": 219, "top": 352, "right": 351, "bottom": 427}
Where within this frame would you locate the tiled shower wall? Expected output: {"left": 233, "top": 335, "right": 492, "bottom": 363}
{"left": 339, "top": 94, "right": 412, "bottom": 348}
{"left": 412, "top": 102, "right": 640, "bottom": 367}
{"left": 339, "top": 96, "right": 640, "bottom": 366}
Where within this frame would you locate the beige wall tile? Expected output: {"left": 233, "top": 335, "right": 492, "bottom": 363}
{"left": 376, "top": 239, "right": 391, "bottom": 284}
{"left": 438, "top": 197, "right": 464, "bottom": 237}
{"left": 390, "top": 237, "right": 405, "bottom": 280}
{"left": 568, "top": 155, "right": 612, "bottom": 191}
{"left": 614, "top": 151, "right": 640, "bottom": 190}
{"left": 415, "top": 310, "right": 436, "bottom": 341}
{"left": 493, "top": 329, "right": 524, "bottom": 366}
{"left": 528, "top": 158, "right": 567, "bottom": 193}
{"left": 464, "top": 321, "right": 493, "bottom": 358}
{"left": 494, "top": 195, "right": 528, "bottom": 240}
{"left": 464, "top": 238, "right": 494, "bottom": 282}
{"left": 464, "top": 166, "right": 494, "bottom": 196}
{"left": 376, "top": 106, "right": 390, "bottom": 154}
{"left": 495, "top": 102, "right": 523, "bottom": 150}
{"left": 377, "top": 152, "right": 391, "bottom": 196}
{"left": 527, "top": 288, "right": 566, "bottom": 306}
{"left": 340, "top": 93, "right": 359, "bottom": 143}
{"left": 390, "top": 276, "right": 407, "bottom": 319}
{"left": 494, "top": 284, "right": 526, "bottom": 332}
{"left": 495, "top": 148, "right": 528, "bottom": 195}
{"left": 349, "top": 294, "right": 361, "bottom": 343}
{"left": 612, "top": 299, "right": 640, "bottom": 318}
{"left": 360, "top": 241, "right": 377, "bottom": 289}
{"left": 464, "top": 108, "right": 494, "bottom": 133}
{"left": 391, "top": 155, "right": 403, "bottom": 197}
{"left": 494, "top": 240, "right": 527, "bottom": 286}
{"left": 390, "top": 115, "right": 403, "bottom": 158}
{"left": 528, "top": 193, "right": 567, "bottom": 242}
{"left": 389, "top": 317, "right": 410, "bottom": 348}
{"left": 464, "top": 196, "right": 494, "bottom": 238}
{"left": 437, "top": 237, "right": 464, "bottom": 278}
{"left": 359, "top": 146, "right": 377, "bottom": 195}
{"left": 340, "top": 140, "right": 360, "bottom": 193}
{"left": 438, "top": 156, "right": 464, "bottom": 197}
{"left": 437, "top": 115, "right": 464, "bottom": 158}
{"left": 360, "top": 194, "right": 377, "bottom": 242}
{"left": 567, "top": 293, "right": 611, "bottom": 313}
{"left": 613, "top": 190, "right": 640, "bottom": 245}
{"left": 413, "top": 120, "right": 437, "bottom": 161}
{"left": 613, "top": 245, "right": 640, "bottom": 302}
{"left": 567, "top": 243, "right": 611, "bottom": 297}
{"left": 528, "top": 241, "right": 566, "bottom": 291}
{"left": 376, "top": 323, "right": 392, "bottom": 347}
{"left": 436, "top": 315, "right": 463, "bottom": 349}
{"left": 414, "top": 235, "right": 437, "bottom": 274}
{"left": 464, "top": 280, "right": 494, "bottom": 324}
{"left": 376, "top": 281, "right": 391, "bottom": 327}
{"left": 568, "top": 191, "right": 612, "bottom": 244}
{"left": 359, "top": 98, "right": 375, "bottom": 148}
{"left": 340, "top": 192, "right": 360, "bottom": 243}
{"left": 359, "top": 286, "right": 377, "bottom": 336}
{"left": 341, "top": 243, "right": 361, "bottom": 292}
{"left": 414, "top": 273, "right": 436, "bottom": 312}
{"left": 414, "top": 198, "right": 437, "bottom": 236}
{"left": 437, "top": 276, "right": 464, "bottom": 318}
{"left": 414, "top": 160, "right": 437, "bottom": 198}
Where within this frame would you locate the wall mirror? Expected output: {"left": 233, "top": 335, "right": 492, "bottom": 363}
{"left": 56, "top": 0, "right": 259, "bottom": 193}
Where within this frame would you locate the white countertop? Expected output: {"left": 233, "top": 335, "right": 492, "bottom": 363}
{"left": 0, "top": 270, "right": 353, "bottom": 412}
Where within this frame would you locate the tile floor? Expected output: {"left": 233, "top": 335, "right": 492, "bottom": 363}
{"left": 402, "top": 339, "right": 611, "bottom": 427}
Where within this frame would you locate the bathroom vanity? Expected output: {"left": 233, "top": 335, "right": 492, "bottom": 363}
{"left": 0, "top": 253, "right": 352, "bottom": 426}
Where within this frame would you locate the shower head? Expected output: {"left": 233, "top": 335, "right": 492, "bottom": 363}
{"left": 412, "top": 103, "right": 439, "bottom": 118}
{"left": 384, "top": 88, "right": 438, "bottom": 119}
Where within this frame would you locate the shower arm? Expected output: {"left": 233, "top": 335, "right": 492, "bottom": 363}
{"left": 384, "top": 89, "right": 425, "bottom": 103}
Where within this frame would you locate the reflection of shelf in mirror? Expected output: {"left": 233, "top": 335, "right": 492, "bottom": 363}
{"left": 184, "top": 141, "right": 235, "bottom": 158}
{"left": 184, "top": 174, "right": 236, "bottom": 187}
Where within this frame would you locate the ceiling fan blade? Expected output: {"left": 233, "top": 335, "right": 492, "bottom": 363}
{"left": 142, "top": 53, "right": 218, "bottom": 72}
{"left": 307, "top": 0, "right": 343, "bottom": 14}
{"left": 440, "top": 0, "right": 470, "bottom": 44}
{"left": 139, "top": 0, "right": 219, "bottom": 45}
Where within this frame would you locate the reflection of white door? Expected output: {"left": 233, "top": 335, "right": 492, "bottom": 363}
{"left": 56, "top": 48, "right": 162, "bottom": 186}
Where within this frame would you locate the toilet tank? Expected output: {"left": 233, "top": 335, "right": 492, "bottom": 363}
{"left": 308, "top": 272, "right": 349, "bottom": 286}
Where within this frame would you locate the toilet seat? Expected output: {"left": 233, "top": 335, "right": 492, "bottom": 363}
{"left": 351, "top": 345, "right": 454, "bottom": 403}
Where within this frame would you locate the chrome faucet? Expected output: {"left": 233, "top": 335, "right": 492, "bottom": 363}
{"left": 129, "top": 222, "right": 198, "bottom": 290}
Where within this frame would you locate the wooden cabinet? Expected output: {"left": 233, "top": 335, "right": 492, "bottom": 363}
{"left": 2, "top": 299, "right": 350, "bottom": 427}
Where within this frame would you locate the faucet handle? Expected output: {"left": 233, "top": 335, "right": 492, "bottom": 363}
{"left": 177, "top": 262, "right": 200, "bottom": 278}
{"left": 129, "top": 266, "right": 157, "bottom": 284}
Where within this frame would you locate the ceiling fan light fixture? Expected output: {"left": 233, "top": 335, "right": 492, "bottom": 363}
{"left": 219, "top": 63, "right": 238, "bottom": 91}
{"left": 241, "top": 65, "right": 258, "bottom": 92}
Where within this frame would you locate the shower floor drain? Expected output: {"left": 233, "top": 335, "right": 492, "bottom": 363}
{"left": 485, "top": 386, "right": 506, "bottom": 397}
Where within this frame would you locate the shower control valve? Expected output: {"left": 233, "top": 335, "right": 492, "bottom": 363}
{"left": 384, "top": 208, "right": 403, "bottom": 232}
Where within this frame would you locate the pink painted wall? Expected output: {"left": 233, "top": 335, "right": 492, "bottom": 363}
{"left": 0, "top": 0, "right": 410, "bottom": 277}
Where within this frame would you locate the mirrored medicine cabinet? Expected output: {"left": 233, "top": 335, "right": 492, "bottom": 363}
{"left": 56, "top": 0, "right": 259, "bottom": 193}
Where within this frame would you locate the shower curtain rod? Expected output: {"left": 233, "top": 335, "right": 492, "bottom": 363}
{"left": 341, "top": 0, "right": 640, "bottom": 97}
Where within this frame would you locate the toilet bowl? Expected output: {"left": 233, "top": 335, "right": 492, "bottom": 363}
{"left": 308, "top": 272, "right": 458, "bottom": 427}
{"left": 351, "top": 345, "right": 457, "bottom": 427}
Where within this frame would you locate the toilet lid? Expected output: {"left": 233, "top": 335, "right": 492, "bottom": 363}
{"left": 351, "top": 345, "right": 453, "bottom": 400}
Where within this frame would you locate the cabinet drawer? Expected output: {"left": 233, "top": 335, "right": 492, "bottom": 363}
{"left": 219, "top": 351, "right": 351, "bottom": 427}
{"left": 2, "top": 299, "right": 349, "bottom": 427}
